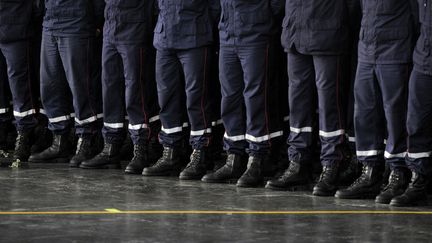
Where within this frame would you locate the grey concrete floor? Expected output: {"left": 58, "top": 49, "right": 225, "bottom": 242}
{"left": 0, "top": 163, "right": 431, "bottom": 243}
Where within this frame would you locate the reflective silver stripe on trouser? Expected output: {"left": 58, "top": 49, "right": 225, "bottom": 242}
{"left": 49, "top": 114, "right": 71, "bottom": 123}
{"left": 211, "top": 119, "right": 223, "bottom": 126}
{"left": 0, "top": 108, "right": 9, "bottom": 114}
{"left": 149, "top": 115, "right": 160, "bottom": 123}
{"left": 290, "top": 126, "right": 313, "bottom": 133}
{"left": 190, "top": 128, "right": 212, "bottom": 136}
{"left": 161, "top": 126, "right": 183, "bottom": 134}
{"left": 245, "top": 131, "right": 284, "bottom": 143}
{"left": 356, "top": 150, "right": 384, "bottom": 157}
{"left": 348, "top": 137, "right": 356, "bottom": 142}
{"left": 224, "top": 133, "right": 245, "bottom": 141}
{"left": 319, "top": 129, "right": 345, "bottom": 138}
{"left": 74, "top": 113, "right": 103, "bottom": 125}
{"left": 407, "top": 152, "right": 432, "bottom": 159}
{"left": 104, "top": 122, "right": 124, "bottom": 129}
{"left": 128, "top": 123, "right": 148, "bottom": 130}
{"left": 384, "top": 151, "right": 407, "bottom": 159}
{"left": 13, "top": 109, "right": 36, "bottom": 118}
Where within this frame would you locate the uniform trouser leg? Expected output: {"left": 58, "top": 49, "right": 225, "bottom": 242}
{"left": 0, "top": 41, "right": 38, "bottom": 131}
{"left": 101, "top": 42, "right": 126, "bottom": 144}
{"left": 157, "top": 48, "right": 211, "bottom": 149}
{"left": 287, "top": 52, "right": 316, "bottom": 163}
{"left": 313, "top": 56, "right": 345, "bottom": 166}
{"left": 287, "top": 52, "right": 344, "bottom": 165}
{"left": 180, "top": 47, "right": 211, "bottom": 149}
{"left": 220, "top": 46, "right": 247, "bottom": 155}
{"left": 239, "top": 45, "right": 272, "bottom": 157}
{"left": 406, "top": 70, "right": 432, "bottom": 175}
{"left": 156, "top": 49, "right": 186, "bottom": 148}
{"left": 0, "top": 54, "right": 11, "bottom": 123}
{"left": 57, "top": 36, "right": 101, "bottom": 136}
{"left": 119, "top": 44, "right": 153, "bottom": 145}
{"left": 354, "top": 63, "right": 408, "bottom": 169}
{"left": 40, "top": 34, "right": 75, "bottom": 134}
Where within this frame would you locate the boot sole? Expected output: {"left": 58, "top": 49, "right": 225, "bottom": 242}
{"left": 265, "top": 183, "right": 311, "bottom": 191}
{"left": 179, "top": 174, "right": 205, "bottom": 180}
{"left": 142, "top": 170, "right": 179, "bottom": 177}
{"left": 390, "top": 199, "right": 428, "bottom": 207}
{"left": 80, "top": 164, "right": 121, "bottom": 169}
{"left": 29, "top": 157, "right": 71, "bottom": 164}
{"left": 375, "top": 198, "right": 391, "bottom": 204}
{"left": 201, "top": 178, "right": 240, "bottom": 184}
{"left": 335, "top": 193, "right": 378, "bottom": 199}
{"left": 125, "top": 169, "right": 144, "bottom": 175}
{"left": 236, "top": 181, "right": 264, "bottom": 188}
{"left": 312, "top": 188, "right": 337, "bottom": 197}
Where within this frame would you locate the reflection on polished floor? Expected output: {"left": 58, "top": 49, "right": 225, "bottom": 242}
{"left": 0, "top": 163, "right": 431, "bottom": 242}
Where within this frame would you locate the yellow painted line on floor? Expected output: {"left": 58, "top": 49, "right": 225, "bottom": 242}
{"left": 105, "top": 208, "right": 122, "bottom": 213}
{"left": 0, "top": 210, "right": 430, "bottom": 215}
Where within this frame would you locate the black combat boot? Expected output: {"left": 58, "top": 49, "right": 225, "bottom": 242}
{"left": 375, "top": 167, "right": 410, "bottom": 204}
{"left": 179, "top": 149, "right": 208, "bottom": 180}
{"left": 30, "top": 123, "right": 53, "bottom": 154}
{"left": 313, "top": 163, "right": 340, "bottom": 196}
{"left": 236, "top": 156, "right": 264, "bottom": 188}
{"left": 125, "top": 144, "right": 149, "bottom": 174}
{"left": 69, "top": 136, "right": 100, "bottom": 168}
{"left": 265, "top": 160, "right": 310, "bottom": 191}
{"left": 142, "top": 147, "right": 181, "bottom": 176}
{"left": 80, "top": 142, "right": 122, "bottom": 169}
{"left": 390, "top": 171, "right": 429, "bottom": 207}
{"left": 0, "top": 123, "right": 7, "bottom": 153}
{"left": 335, "top": 164, "right": 384, "bottom": 199}
{"left": 338, "top": 155, "right": 362, "bottom": 186}
{"left": 201, "top": 153, "right": 247, "bottom": 183}
{"left": 6, "top": 130, "right": 34, "bottom": 168}
{"left": 29, "top": 133, "right": 73, "bottom": 163}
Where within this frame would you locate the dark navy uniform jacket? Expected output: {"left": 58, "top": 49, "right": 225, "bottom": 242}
{"left": 43, "top": 0, "right": 105, "bottom": 37}
{"left": 281, "top": 0, "right": 351, "bottom": 55}
{"left": 413, "top": 0, "right": 432, "bottom": 75}
{"left": 0, "top": 0, "right": 41, "bottom": 43}
{"left": 104, "top": 0, "right": 156, "bottom": 45}
{"left": 153, "top": 0, "right": 220, "bottom": 50}
{"left": 358, "top": 0, "right": 418, "bottom": 64}
{"left": 219, "top": 0, "right": 283, "bottom": 47}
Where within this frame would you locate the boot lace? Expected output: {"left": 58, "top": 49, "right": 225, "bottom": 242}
{"left": 383, "top": 172, "right": 400, "bottom": 191}
{"left": 349, "top": 166, "right": 369, "bottom": 188}
{"left": 186, "top": 150, "right": 201, "bottom": 169}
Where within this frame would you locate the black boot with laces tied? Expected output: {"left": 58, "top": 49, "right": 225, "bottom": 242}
{"left": 390, "top": 171, "right": 429, "bottom": 207}
{"left": 201, "top": 153, "right": 247, "bottom": 183}
{"left": 125, "top": 144, "right": 149, "bottom": 174}
{"left": 313, "top": 163, "right": 340, "bottom": 196}
{"left": 29, "top": 133, "right": 73, "bottom": 163}
{"left": 236, "top": 156, "right": 264, "bottom": 188}
{"left": 10, "top": 130, "right": 33, "bottom": 167}
{"left": 80, "top": 142, "right": 122, "bottom": 169}
{"left": 179, "top": 149, "right": 207, "bottom": 180}
{"left": 69, "top": 136, "right": 98, "bottom": 168}
{"left": 375, "top": 167, "right": 410, "bottom": 204}
{"left": 335, "top": 164, "right": 384, "bottom": 199}
{"left": 142, "top": 147, "right": 181, "bottom": 176}
{"left": 265, "top": 160, "right": 310, "bottom": 191}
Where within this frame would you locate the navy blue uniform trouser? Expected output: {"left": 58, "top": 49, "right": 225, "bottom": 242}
{"left": 40, "top": 34, "right": 101, "bottom": 136}
{"left": 0, "top": 54, "right": 11, "bottom": 123}
{"left": 102, "top": 42, "right": 159, "bottom": 145}
{"left": 156, "top": 47, "right": 212, "bottom": 150}
{"left": 406, "top": 70, "right": 432, "bottom": 175}
{"left": 220, "top": 45, "right": 273, "bottom": 157}
{"left": 287, "top": 51, "right": 345, "bottom": 166}
{"left": 354, "top": 62, "right": 409, "bottom": 169}
{"left": 0, "top": 40, "right": 38, "bottom": 131}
